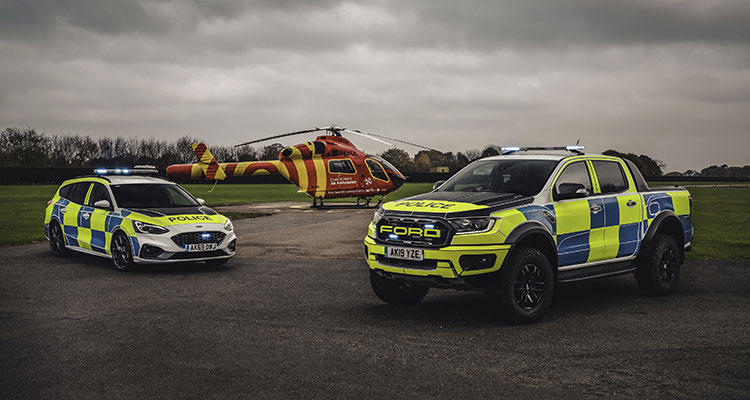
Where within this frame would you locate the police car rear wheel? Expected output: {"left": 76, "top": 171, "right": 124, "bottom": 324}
{"left": 490, "top": 247, "right": 554, "bottom": 324}
{"left": 111, "top": 232, "right": 135, "bottom": 272}
{"left": 370, "top": 270, "right": 429, "bottom": 306}
{"left": 49, "top": 221, "right": 71, "bottom": 257}
{"left": 637, "top": 234, "right": 680, "bottom": 296}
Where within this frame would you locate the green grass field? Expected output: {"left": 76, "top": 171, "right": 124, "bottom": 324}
{"left": 1, "top": 183, "right": 747, "bottom": 259}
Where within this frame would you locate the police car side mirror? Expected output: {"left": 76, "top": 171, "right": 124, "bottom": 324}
{"left": 433, "top": 180, "right": 446, "bottom": 191}
{"left": 93, "top": 199, "right": 112, "bottom": 210}
{"left": 556, "top": 183, "right": 589, "bottom": 200}
{"left": 196, "top": 198, "right": 205, "bottom": 206}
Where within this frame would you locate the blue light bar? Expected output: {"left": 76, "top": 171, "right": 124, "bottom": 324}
{"left": 424, "top": 224, "right": 435, "bottom": 229}
{"left": 501, "top": 146, "right": 521, "bottom": 154}
{"left": 389, "top": 234, "right": 398, "bottom": 240}
{"left": 201, "top": 232, "right": 212, "bottom": 240}
{"left": 566, "top": 145, "right": 585, "bottom": 152}
{"left": 93, "top": 166, "right": 158, "bottom": 175}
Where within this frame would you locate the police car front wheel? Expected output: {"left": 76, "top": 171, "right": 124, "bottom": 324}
{"left": 490, "top": 247, "right": 555, "bottom": 324}
{"left": 111, "top": 232, "right": 135, "bottom": 272}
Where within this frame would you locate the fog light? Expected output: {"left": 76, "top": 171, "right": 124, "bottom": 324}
{"left": 228, "top": 239, "right": 236, "bottom": 252}
{"left": 140, "top": 244, "right": 164, "bottom": 259}
{"left": 459, "top": 254, "right": 497, "bottom": 271}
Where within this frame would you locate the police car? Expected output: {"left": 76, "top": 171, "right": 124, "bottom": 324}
{"left": 365, "top": 146, "right": 693, "bottom": 323}
{"left": 44, "top": 166, "right": 236, "bottom": 271}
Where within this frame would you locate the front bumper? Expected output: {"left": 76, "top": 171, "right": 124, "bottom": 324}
{"left": 132, "top": 223, "right": 237, "bottom": 264}
{"left": 364, "top": 236, "right": 510, "bottom": 280}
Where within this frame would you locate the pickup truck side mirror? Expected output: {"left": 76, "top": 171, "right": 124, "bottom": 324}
{"left": 93, "top": 199, "right": 112, "bottom": 210}
{"left": 556, "top": 183, "right": 589, "bottom": 201}
{"left": 433, "top": 180, "right": 446, "bottom": 191}
{"left": 196, "top": 198, "right": 205, "bottom": 206}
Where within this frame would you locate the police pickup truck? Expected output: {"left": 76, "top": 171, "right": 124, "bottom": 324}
{"left": 364, "top": 146, "right": 693, "bottom": 323}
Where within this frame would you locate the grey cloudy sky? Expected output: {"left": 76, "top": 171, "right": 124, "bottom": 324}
{"left": 1, "top": 0, "right": 748, "bottom": 171}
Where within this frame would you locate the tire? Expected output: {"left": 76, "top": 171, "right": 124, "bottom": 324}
{"left": 205, "top": 258, "right": 229, "bottom": 267}
{"left": 48, "top": 221, "right": 71, "bottom": 257}
{"left": 489, "top": 247, "right": 555, "bottom": 324}
{"left": 370, "top": 270, "right": 429, "bottom": 306}
{"left": 111, "top": 232, "right": 136, "bottom": 272}
{"left": 636, "top": 234, "right": 680, "bottom": 296}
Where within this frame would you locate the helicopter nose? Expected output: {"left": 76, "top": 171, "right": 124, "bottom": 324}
{"left": 390, "top": 173, "right": 406, "bottom": 189}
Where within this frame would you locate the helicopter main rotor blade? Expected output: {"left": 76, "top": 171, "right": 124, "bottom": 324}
{"left": 352, "top": 129, "right": 440, "bottom": 152}
{"left": 342, "top": 129, "right": 394, "bottom": 147}
{"left": 235, "top": 127, "right": 326, "bottom": 147}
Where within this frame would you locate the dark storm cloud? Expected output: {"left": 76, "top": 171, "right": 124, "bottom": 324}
{"left": 0, "top": 0, "right": 748, "bottom": 171}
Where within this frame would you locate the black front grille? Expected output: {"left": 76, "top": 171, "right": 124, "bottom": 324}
{"left": 169, "top": 250, "right": 227, "bottom": 260}
{"left": 376, "top": 217, "right": 453, "bottom": 248}
{"left": 375, "top": 255, "right": 438, "bottom": 270}
{"left": 171, "top": 231, "right": 226, "bottom": 248}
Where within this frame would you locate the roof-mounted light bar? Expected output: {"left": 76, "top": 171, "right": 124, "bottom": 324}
{"left": 93, "top": 165, "right": 159, "bottom": 175}
{"left": 501, "top": 145, "right": 585, "bottom": 155}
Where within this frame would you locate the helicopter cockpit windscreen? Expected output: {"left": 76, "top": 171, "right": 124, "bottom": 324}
{"left": 438, "top": 159, "right": 558, "bottom": 196}
{"left": 367, "top": 155, "right": 401, "bottom": 174}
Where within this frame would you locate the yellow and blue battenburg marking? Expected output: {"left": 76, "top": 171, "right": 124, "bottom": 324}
{"left": 493, "top": 190, "right": 692, "bottom": 267}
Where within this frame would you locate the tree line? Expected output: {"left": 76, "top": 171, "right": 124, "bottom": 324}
{"left": 2, "top": 127, "right": 747, "bottom": 177}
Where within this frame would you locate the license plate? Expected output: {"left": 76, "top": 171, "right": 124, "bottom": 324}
{"left": 386, "top": 246, "right": 423, "bottom": 261}
{"left": 187, "top": 243, "right": 217, "bottom": 252}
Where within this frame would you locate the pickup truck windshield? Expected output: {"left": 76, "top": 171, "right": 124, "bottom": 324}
{"left": 111, "top": 184, "right": 199, "bottom": 208}
{"left": 438, "top": 159, "right": 558, "bottom": 196}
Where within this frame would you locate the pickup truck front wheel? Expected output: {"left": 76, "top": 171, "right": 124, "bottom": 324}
{"left": 636, "top": 234, "right": 680, "bottom": 296}
{"left": 490, "top": 247, "right": 555, "bottom": 324}
{"left": 370, "top": 270, "right": 429, "bottom": 305}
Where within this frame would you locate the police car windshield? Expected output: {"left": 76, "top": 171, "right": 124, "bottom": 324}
{"left": 111, "top": 184, "right": 199, "bottom": 208}
{"left": 438, "top": 159, "right": 558, "bottom": 196}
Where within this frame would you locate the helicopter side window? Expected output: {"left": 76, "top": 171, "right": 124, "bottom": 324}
{"left": 366, "top": 159, "right": 389, "bottom": 182}
{"left": 328, "top": 159, "right": 356, "bottom": 174}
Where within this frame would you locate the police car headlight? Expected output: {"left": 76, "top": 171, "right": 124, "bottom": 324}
{"left": 449, "top": 217, "right": 497, "bottom": 234}
{"left": 133, "top": 221, "right": 169, "bottom": 235}
{"left": 372, "top": 207, "right": 384, "bottom": 225}
{"left": 224, "top": 219, "right": 233, "bottom": 232}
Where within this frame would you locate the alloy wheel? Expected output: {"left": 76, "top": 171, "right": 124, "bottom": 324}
{"left": 513, "top": 264, "right": 546, "bottom": 310}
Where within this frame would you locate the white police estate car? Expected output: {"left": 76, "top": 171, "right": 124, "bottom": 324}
{"left": 44, "top": 167, "right": 236, "bottom": 271}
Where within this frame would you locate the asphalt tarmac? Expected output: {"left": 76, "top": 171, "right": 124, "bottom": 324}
{"left": 2, "top": 204, "right": 749, "bottom": 399}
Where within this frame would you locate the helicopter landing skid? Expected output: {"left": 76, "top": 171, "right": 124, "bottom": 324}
{"left": 311, "top": 196, "right": 384, "bottom": 209}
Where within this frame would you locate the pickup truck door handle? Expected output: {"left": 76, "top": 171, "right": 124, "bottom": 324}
{"left": 627, "top": 200, "right": 637, "bottom": 207}
{"left": 590, "top": 204, "right": 602, "bottom": 214}
{"left": 60, "top": 207, "right": 67, "bottom": 214}
{"left": 82, "top": 213, "right": 90, "bottom": 220}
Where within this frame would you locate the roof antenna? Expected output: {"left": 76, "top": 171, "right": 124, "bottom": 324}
{"left": 576, "top": 139, "right": 580, "bottom": 145}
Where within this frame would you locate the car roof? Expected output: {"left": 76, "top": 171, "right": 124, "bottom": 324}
{"left": 62, "top": 175, "right": 174, "bottom": 186}
{"left": 480, "top": 153, "right": 569, "bottom": 161}
{"left": 105, "top": 175, "right": 174, "bottom": 185}
{"left": 480, "top": 153, "right": 613, "bottom": 162}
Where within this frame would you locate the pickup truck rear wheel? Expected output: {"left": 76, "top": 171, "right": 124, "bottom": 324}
{"left": 490, "top": 247, "right": 555, "bottom": 324}
{"left": 636, "top": 234, "right": 680, "bottom": 296}
{"left": 370, "top": 270, "right": 429, "bottom": 305}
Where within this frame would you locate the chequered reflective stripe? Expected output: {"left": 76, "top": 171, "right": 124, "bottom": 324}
{"left": 512, "top": 190, "right": 692, "bottom": 268}
{"left": 53, "top": 200, "right": 137, "bottom": 256}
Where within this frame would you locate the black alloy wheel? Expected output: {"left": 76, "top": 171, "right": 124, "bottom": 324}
{"left": 490, "top": 247, "right": 555, "bottom": 324}
{"left": 49, "top": 221, "right": 71, "bottom": 257}
{"left": 513, "top": 264, "right": 546, "bottom": 311}
{"left": 636, "top": 234, "right": 681, "bottom": 296}
{"left": 111, "top": 232, "right": 135, "bottom": 272}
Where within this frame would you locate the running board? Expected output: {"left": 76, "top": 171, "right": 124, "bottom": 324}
{"left": 557, "top": 261, "right": 635, "bottom": 283}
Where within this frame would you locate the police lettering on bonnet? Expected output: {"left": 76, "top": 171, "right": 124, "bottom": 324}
{"left": 44, "top": 166, "right": 237, "bottom": 272}
{"left": 364, "top": 146, "right": 694, "bottom": 323}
